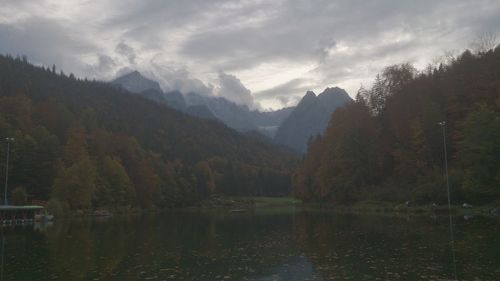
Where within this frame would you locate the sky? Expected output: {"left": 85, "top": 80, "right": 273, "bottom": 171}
{"left": 0, "top": 0, "right": 499, "bottom": 110}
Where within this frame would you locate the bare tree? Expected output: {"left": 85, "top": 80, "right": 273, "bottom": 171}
{"left": 470, "top": 32, "right": 498, "bottom": 54}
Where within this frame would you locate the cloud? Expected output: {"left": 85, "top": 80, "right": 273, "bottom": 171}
{"left": 115, "top": 41, "right": 136, "bottom": 65}
{"left": 255, "top": 78, "right": 307, "bottom": 97}
{"left": 95, "top": 54, "right": 117, "bottom": 74}
{"left": 1, "top": 0, "right": 500, "bottom": 109}
{"left": 0, "top": 16, "right": 97, "bottom": 74}
{"left": 217, "top": 72, "right": 258, "bottom": 109}
{"left": 147, "top": 55, "right": 214, "bottom": 96}
{"left": 254, "top": 78, "right": 310, "bottom": 108}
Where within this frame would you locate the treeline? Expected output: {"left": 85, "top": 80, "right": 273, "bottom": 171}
{"left": 294, "top": 47, "right": 500, "bottom": 205}
{"left": 0, "top": 55, "right": 295, "bottom": 212}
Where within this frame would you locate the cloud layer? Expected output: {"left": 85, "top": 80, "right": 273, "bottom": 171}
{"left": 1, "top": 0, "right": 499, "bottom": 109}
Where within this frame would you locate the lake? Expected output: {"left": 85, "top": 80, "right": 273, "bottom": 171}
{"left": 1, "top": 209, "right": 499, "bottom": 280}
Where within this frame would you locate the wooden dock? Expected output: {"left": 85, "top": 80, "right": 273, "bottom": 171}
{"left": 0, "top": 205, "right": 44, "bottom": 225}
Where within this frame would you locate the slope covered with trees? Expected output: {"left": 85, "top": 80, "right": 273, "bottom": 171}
{"left": 294, "top": 47, "right": 500, "bottom": 205}
{"left": 0, "top": 55, "right": 296, "bottom": 211}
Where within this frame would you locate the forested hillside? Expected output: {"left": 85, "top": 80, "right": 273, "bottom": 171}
{"left": 294, "top": 47, "right": 500, "bottom": 205}
{"left": 0, "top": 55, "right": 296, "bottom": 211}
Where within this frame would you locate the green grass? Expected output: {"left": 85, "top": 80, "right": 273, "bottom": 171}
{"left": 254, "top": 197, "right": 302, "bottom": 207}
{"left": 239, "top": 196, "right": 301, "bottom": 208}
{"left": 298, "top": 199, "right": 499, "bottom": 216}
{"left": 199, "top": 195, "right": 499, "bottom": 217}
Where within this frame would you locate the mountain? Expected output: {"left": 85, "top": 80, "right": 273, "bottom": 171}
{"left": 163, "top": 90, "right": 187, "bottom": 110}
{"left": 250, "top": 107, "right": 295, "bottom": 137}
{"left": 112, "top": 71, "right": 294, "bottom": 136}
{"left": 112, "top": 71, "right": 186, "bottom": 111}
{"left": 0, "top": 55, "right": 297, "bottom": 209}
{"left": 185, "top": 92, "right": 255, "bottom": 131}
{"left": 184, "top": 104, "right": 217, "bottom": 120}
{"left": 112, "top": 71, "right": 219, "bottom": 120}
{"left": 274, "top": 87, "right": 353, "bottom": 153}
{"left": 185, "top": 92, "right": 294, "bottom": 135}
{"left": 111, "top": 70, "right": 162, "bottom": 93}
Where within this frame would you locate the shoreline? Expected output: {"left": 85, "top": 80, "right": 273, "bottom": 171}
{"left": 46, "top": 196, "right": 500, "bottom": 219}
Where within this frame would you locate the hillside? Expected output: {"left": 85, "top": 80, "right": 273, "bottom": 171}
{"left": 294, "top": 48, "right": 500, "bottom": 204}
{"left": 0, "top": 55, "right": 297, "bottom": 210}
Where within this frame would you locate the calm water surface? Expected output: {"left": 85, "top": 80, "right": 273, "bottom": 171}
{"left": 1, "top": 209, "right": 499, "bottom": 280}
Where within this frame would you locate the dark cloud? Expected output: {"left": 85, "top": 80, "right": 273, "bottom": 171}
{"left": 1, "top": 0, "right": 499, "bottom": 109}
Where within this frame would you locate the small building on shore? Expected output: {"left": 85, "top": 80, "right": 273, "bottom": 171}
{"left": 0, "top": 205, "right": 44, "bottom": 225}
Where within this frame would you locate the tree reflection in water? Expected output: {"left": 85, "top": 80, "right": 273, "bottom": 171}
{"left": 0, "top": 210, "right": 498, "bottom": 280}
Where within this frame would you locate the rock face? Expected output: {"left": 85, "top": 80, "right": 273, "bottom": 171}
{"left": 111, "top": 71, "right": 295, "bottom": 136}
{"left": 111, "top": 71, "right": 162, "bottom": 94}
{"left": 274, "top": 87, "right": 352, "bottom": 153}
{"left": 185, "top": 92, "right": 256, "bottom": 131}
{"left": 112, "top": 71, "right": 187, "bottom": 110}
{"left": 185, "top": 92, "right": 293, "bottom": 135}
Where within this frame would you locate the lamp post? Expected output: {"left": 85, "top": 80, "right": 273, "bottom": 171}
{"left": 438, "top": 121, "right": 451, "bottom": 208}
{"left": 438, "top": 121, "right": 457, "bottom": 281}
{"left": 3, "top": 138, "right": 14, "bottom": 206}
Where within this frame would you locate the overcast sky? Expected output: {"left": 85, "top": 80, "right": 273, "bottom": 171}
{"left": 1, "top": 0, "right": 499, "bottom": 110}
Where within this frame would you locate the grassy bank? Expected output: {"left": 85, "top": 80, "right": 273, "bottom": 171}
{"left": 300, "top": 200, "right": 500, "bottom": 216}
{"left": 197, "top": 195, "right": 500, "bottom": 217}
{"left": 199, "top": 195, "right": 301, "bottom": 210}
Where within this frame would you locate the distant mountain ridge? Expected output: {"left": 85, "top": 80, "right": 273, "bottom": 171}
{"left": 111, "top": 71, "right": 217, "bottom": 120}
{"left": 111, "top": 71, "right": 294, "bottom": 136}
{"left": 274, "top": 87, "right": 353, "bottom": 153}
{"left": 111, "top": 71, "right": 352, "bottom": 152}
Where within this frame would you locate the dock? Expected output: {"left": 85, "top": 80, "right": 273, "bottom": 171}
{"left": 0, "top": 205, "right": 44, "bottom": 225}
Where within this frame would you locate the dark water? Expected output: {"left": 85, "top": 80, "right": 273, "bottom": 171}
{"left": 1, "top": 209, "right": 499, "bottom": 281}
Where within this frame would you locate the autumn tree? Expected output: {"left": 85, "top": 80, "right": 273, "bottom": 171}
{"left": 458, "top": 103, "right": 500, "bottom": 202}
{"left": 94, "top": 156, "right": 135, "bottom": 208}
{"left": 52, "top": 123, "right": 97, "bottom": 209}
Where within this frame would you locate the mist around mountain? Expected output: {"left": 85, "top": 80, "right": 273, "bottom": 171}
{"left": 112, "top": 71, "right": 295, "bottom": 136}
{"left": 274, "top": 87, "right": 353, "bottom": 153}
{"left": 0, "top": 55, "right": 296, "bottom": 210}
{"left": 111, "top": 71, "right": 352, "bottom": 151}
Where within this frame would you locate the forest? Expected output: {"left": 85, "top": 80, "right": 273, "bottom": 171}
{"left": 0, "top": 55, "right": 296, "bottom": 212}
{"left": 294, "top": 47, "right": 500, "bottom": 205}
{"left": 1, "top": 45, "right": 499, "bottom": 212}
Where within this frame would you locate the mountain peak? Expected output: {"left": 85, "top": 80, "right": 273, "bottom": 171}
{"left": 318, "top": 87, "right": 352, "bottom": 104}
{"left": 319, "top": 87, "right": 348, "bottom": 97}
{"left": 299, "top": 91, "right": 317, "bottom": 105}
{"left": 274, "top": 87, "right": 352, "bottom": 153}
{"left": 112, "top": 70, "right": 162, "bottom": 94}
{"left": 304, "top": 90, "right": 316, "bottom": 98}
{"left": 128, "top": 70, "right": 142, "bottom": 77}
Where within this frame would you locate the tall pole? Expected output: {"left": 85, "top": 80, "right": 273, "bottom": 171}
{"left": 440, "top": 122, "right": 452, "bottom": 210}
{"left": 439, "top": 121, "right": 457, "bottom": 281}
{"left": 3, "top": 138, "right": 13, "bottom": 206}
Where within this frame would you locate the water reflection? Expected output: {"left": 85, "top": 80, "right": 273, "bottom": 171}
{"left": 1, "top": 236, "right": 5, "bottom": 281}
{"left": 0, "top": 210, "right": 499, "bottom": 280}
